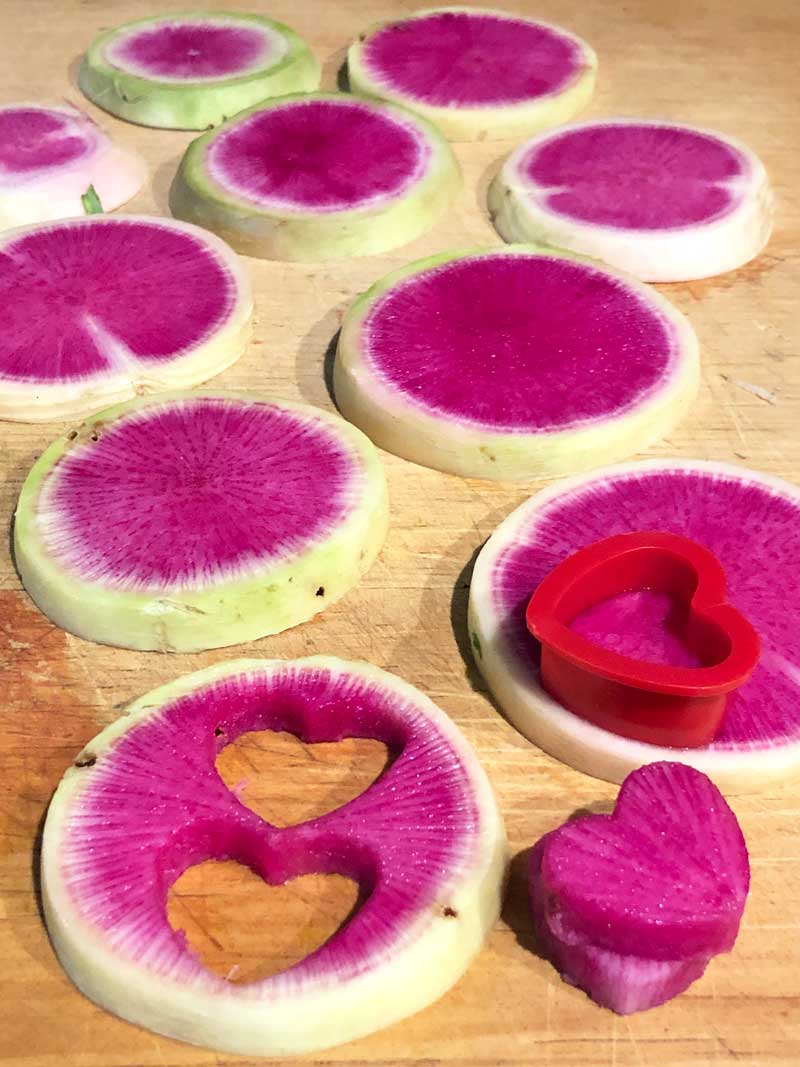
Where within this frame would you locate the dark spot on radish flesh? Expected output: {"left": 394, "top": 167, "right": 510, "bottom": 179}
{"left": 443, "top": 906, "right": 458, "bottom": 918}
{"left": 89, "top": 431, "right": 99, "bottom": 442}
{"left": 66, "top": 430, "right": 78, "bottom": 441}
{"left": 214, "top": 726, "right": 225, "bottom": 737}
{"left": 74, "top": 752, "right": 96, "bottom": 768}
{"left": 316, "top": 586, "right": 325, "bottom": 597}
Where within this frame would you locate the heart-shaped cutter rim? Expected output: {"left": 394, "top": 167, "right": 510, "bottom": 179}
{"left": 526, "top": 530, "right": 760, "bottom": 698}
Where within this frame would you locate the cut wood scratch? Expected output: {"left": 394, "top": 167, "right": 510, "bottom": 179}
{"left": 721, "top": 373, "right": 778, "bottom": 405}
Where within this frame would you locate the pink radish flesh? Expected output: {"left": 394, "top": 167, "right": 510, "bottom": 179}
{"left": 521, "top": 124, "right": 748, "bottom": 229}
{"left": 106, "top": 22, "right": 278, "bottom": 80}
{"left": 362, "top": 255, "right": 678, "bottom": 430}
{"left": 207, "top": 99, "right": 429, "bottom": 211}
{"left": 530, "top": 761, "right": 749, "bottom": 1012}
{"left": 58, "top": 665, "right": 481, "bottom": 983}
{"left": 569, "top": 592, "right": 703, "bottom": 667}
{"left": 361, "top": 11, "right": 584, "bottom": 106}
{"left": 491, "top": 464, "right": 800, "bottom": 746}
{"left": 39, "top": 398, "right": 359, "bottom": 590}
{"left": 0, "top": 219, "right": 235, "bottom": 384}
{"left": 0, "top": 107, "right": 91, "bottom": 172}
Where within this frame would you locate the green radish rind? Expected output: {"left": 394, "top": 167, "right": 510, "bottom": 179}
{"left": 42, "top": 656, "right": 508, "bottom": 1055}
{"left": 79, "top": 12, "right": 321, "bottom": 130}
{"left": 169, "top": 92, "right": 462, "bottom": 261}
{"left": 468, "top": 459, "right": 800, "bottom": 795}
{"left": 14, "top": 392, "right": 389, "bottom": 652}
{"left": 333, "top": 245, "right": 700, "bottom": 482}
{"left": 347, "top": 6, "right": 597, "bottom": 142}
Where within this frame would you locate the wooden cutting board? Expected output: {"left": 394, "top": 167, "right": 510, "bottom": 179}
{"left": 1, "top": 1, "right": 798, "bottom": 1064}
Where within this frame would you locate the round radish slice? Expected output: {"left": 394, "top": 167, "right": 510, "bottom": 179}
{"left": 490, "top": 120, "right": 773, "bottom": 282}
{"left": 0, "top": 216, "right": 252, "bottom": 422}
{"left": 42, "top": 657, "right": 507, "bottom": 1055}
{"left": 347, "top": 7, "right": 596, "bottom": 142}
{"left": 334, "top": 246, "right": 699, "bottom": 481}
{"left": 0, "top": 103, "right": 146, "bottom": 228}
{"left": 170, "top": 93, "right": 461, "bottom": 261}
{"left": 14, "top": 393, "right": 388, "bottom": 651}
{"left": 80, "top": 12, "right": 320, "bottom": 130}
{"left": 468, "top": 459, "right": 800, "bottom": 793}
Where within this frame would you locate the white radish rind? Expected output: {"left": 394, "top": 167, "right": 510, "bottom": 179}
{"left": 334, "top": 245, "right": 699, "bottom": 481}
{"left": 80, "top": 12, "right": 320, "bottom": 130}
{"left": 14, "top": 393, "right": 388, "bottom": 652}
{"left": 347, "top": 6, "right": 596, "bottom": 143}
{"left": 490, "top": 120, "right": 773, "bottom": 282}
{"left": 0, "top": 216, "right": 252, "bottom": 422}
{"left": 468, "top": 459, "right": 800, "bottom": 794}
{"left": 0, "top": 103, "right": 146, "bottom": 229}
{"left": 42, "top": 657, "right": 507, "bottom": 1055}
{"left": 169, "top": 93, "right": 462, "bottom": 261}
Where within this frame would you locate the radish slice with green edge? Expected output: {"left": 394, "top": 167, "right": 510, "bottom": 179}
{"left": 530, "top": 761, "right": 749, "bottom": 1013}
{"left": 490, "top": 120, "right": 773, "bottom": 282}
{"left": 468, "top": 459, "right": 800, "bottom": 794}
{"left": 333, "top": 246, "right": 699, "bottom": 481}
{"left": 0, "top": 216, "right": 252, "bottom": 422}
{"left": 170, "top": 93, "right": 461, "bottom": 261}
{"left": 347, "top": 6, "right": 596, "bottom": 142}
{"left": 14, "top": 393, "right": 388, "bottom": 652}
{"left": 80, "top": 12, "right": 320, "bottom": 130}
{"left": 0, "top": 103, "right": 146, "bottom": 228}
{"left": 42, "top": 656, "right": 507, "bottom": 1056}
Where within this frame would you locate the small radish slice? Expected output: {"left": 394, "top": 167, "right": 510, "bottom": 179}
{"left": 530, "top": 762, "right": 749, "bottom": 1013}
{"left": 334, "top": 246, "right": 698, "bottom": 481}
{"left": 490, "top": 120, "right": 773, "bottom": 282}
{"left": 170, "top": 92, "right": 461, "bottom": 261}
{"left": 80, "top": 12, "right": 320, "bottom": 130}
{"left": 42, "top": 657, "right": 507, "bottom": 1055}
{"left": 0, "top": 103, "right": 146, "bottom": 228}
{"left": 15, "top": 393, "right": 387, "bottom": 652}
{"left": 0, "top": 215, "right": 251, "bottom": 422}
{"left": 348, "top": 6, "right": 596, "bottom": 142}
{"left": 468, "top": 459, "right": 800, "bottom": 793}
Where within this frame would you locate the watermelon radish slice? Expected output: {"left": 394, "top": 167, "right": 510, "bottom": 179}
{"left": 347, "top": 7, "right": 596, "bottom": 142}
{"left": 0, "top": 216, "right": 251, "bottom": 422}
{"left": 169, "top": 92, "right": 461, "bottom": 260}
{"left": 80, "top": 12, "right": 320, "bottom": 130}
{"left": 42, "top": 657, "right": 507, "bottom": 1055}
{"left": 490, "top": 120, "right": 773, "bottom": 282}
{"left": 468, "top": 459, "right": 800, "bottom": 793}
{"left": 14, "top": 393, "right": 387, "bottom": 651}
{"left": 0, "top": 103, "right": 146, "bottom": 228}
{"left": 530, "top": 762, "right": 749, "bottom": 1013}
{"left": 334, "top": 246, "right": 699, "bottom": 481}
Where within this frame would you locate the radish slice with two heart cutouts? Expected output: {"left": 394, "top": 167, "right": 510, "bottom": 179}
{"left": 0, "top": 103, "right": 146, "bottom": 228}
{"left": 42, "top": 657, "right": 507, "bottom": 1056}
{"left": 469, "top": 459, "right": 800, "bottom": 793}
{"left": 14, "top": 393, "right": 388, "bottom": 651}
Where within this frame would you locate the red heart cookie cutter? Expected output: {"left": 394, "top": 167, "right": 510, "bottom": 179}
{"left": 525, "top": 531, "right": 760, "bottom": 748}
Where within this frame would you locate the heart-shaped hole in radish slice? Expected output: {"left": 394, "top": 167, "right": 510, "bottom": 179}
{"left": 216, "top": 731, "right": 391, "bottom": 827}
{"left": 168, "top": 861, "right": 360, "bottom": 983}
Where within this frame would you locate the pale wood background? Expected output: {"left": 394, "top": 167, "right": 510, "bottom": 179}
{"left": 1, "top": 1, "right": 799, "bottom": 1065}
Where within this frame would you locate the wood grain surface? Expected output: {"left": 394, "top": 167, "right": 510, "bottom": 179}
{"left": 1, "top": 1, "right": 798, "bottom": 1065}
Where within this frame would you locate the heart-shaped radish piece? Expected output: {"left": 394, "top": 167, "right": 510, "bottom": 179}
{"left": 526, "top": 532, "right": 760, "bottom": 748}
{"left": 530, "top": 761, "right": 749, "bottom": 1013}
